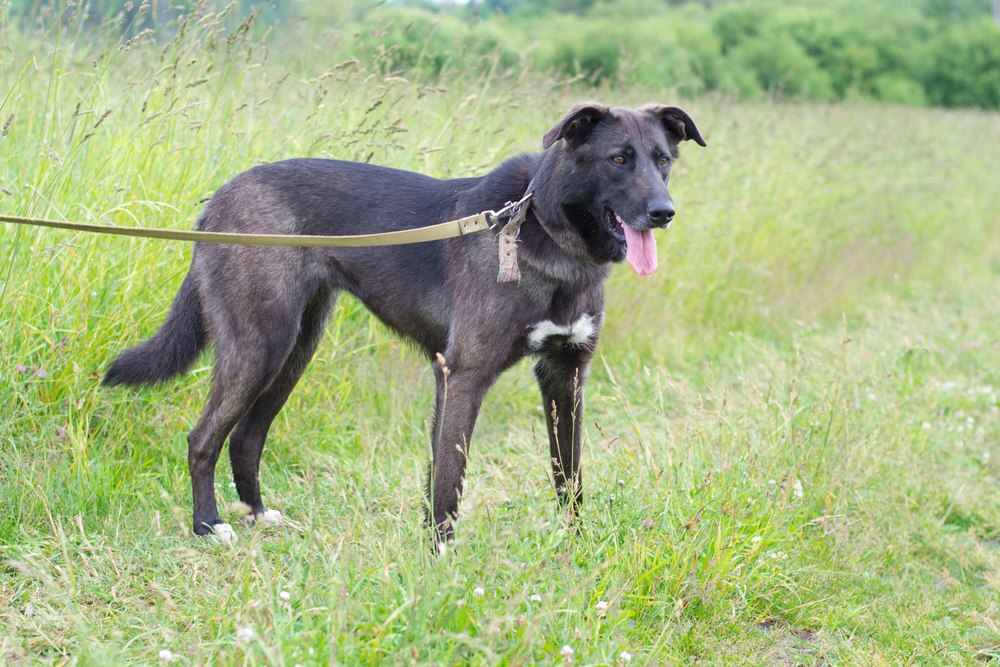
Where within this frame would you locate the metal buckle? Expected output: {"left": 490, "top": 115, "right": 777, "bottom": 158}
{"left": 487, "top": 191, "right": 533, "bottom": 229}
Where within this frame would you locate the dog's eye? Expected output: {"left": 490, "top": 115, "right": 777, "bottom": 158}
{"left": 610, "top": 155, "right": 626, "bottom": 166}
{"left": 657, "top": 156, "right": 671, "bottom": 167}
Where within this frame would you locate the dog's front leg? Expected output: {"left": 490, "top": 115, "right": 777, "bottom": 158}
{"left": 534, "top": 349, "right": 592, "bottom": 515}
{"left": 426, "top": 355, "right": 491, "bottom": 546}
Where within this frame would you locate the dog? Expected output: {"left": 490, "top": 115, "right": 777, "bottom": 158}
{"left": 103, "top": 102, "right": 705, "bottom": 544}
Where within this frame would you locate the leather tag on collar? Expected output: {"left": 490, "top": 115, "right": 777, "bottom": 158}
{"left": 496, "top": 196, "right": 531, "bottom": 283}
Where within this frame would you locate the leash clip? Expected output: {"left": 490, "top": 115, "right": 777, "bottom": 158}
{"left": 488, "top": 191, "right": 533, "bottom": 230}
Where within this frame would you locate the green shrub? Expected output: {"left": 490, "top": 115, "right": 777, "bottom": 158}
{"left": 780, "top": 12, "right": 881, "bottom": 97}
{"left": 873, "top": 74, "right": 928, "bottom": 106}
{"left": 920, "top": 18, "right": 1000, "bottom": 108}
{"left": 728, "top": 33, "right": 834, "bottom": 101}
{"left": 351, "top": 6, "right": 519, "bottom": 78}
{"left": 674, "top": 20, "right": 728, "bottom": 95}
{"left": 529, "top": 15, "right": 710, "bottom": 94}
{"left": 540, "top": 17, "right": 625, "bottom": 81}
{"left": 712, "top": 2, "right": 773, "bottom": 53}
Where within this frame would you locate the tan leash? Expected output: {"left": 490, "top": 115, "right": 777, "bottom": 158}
{"left": 0, "top": 211, "right": 492, "bottom": 248}
{"left": 1, "top": 191, "right": 534, "bottom": 280}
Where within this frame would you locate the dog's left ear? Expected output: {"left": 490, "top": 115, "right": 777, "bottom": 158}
{"left": 542, "top": 102, "right": 611, "bottom": 149}
{"left": 642, "top": 104, "right": 707, "bottom": 147}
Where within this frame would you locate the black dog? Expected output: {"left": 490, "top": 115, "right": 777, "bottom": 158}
{"left": 104, "top": 102, "right": 705, "bottom": 544}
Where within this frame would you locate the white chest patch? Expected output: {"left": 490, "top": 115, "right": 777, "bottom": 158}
{"left": 528, "top": 313, "right": 596, "bottom": 350}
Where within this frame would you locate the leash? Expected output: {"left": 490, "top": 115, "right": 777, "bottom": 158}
{"left": 1, "top": 191, "right": 534, "bottom": 280}
{"left": 0, "top": 208, "right": 491, "bottom": 248}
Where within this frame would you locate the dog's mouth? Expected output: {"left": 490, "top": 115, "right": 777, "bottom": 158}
{"left": 605, "top": 207, "right": 627, "bottom": 245}
{"left": 603, "top": 207, "right": 658, "bottom": 276}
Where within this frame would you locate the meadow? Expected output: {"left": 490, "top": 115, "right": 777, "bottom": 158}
{"left": 2, "top": 6, "right": 1000, "bottom": 665}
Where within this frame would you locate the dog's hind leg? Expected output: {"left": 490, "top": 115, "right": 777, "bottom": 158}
{"left": 187, "top": 304, "right": 303, "bottom": 538}
{"left": 534, "top": 348, "right": 593, "bottom": 515}
{"left": 228, "top": 287, "right": 337, "bottom": 525}
{"left": 426, "top": 355, "right": 493, "bottom": 546}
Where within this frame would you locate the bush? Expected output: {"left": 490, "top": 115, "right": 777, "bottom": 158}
{"left": 728, "top": 33, "right": 834, "bottom": 101}
{"left": 539, "top": 17, "right": 625, "bottom": 81}
{"left": 920, "top": 19, "right": 1000, "bottom": 108}
{"left": 351, "top": 6, "right": 519, "bottom": 78}
{"left": 872, "top": 74, "right": 928, "bottom": 106}
{"left": 711, "top": 2, "right": 773, "bottom": 53}
{"left": 779, "top": 11, "right": 881, "bottom": 96}
{"left": 674, "top": 19, "right": 729, "bottom": 96}
{"left": 529, "top": 15, "right": 712, "bottom": 94}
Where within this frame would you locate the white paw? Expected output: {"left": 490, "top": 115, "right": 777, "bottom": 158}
{"left": 259, "top": 509, "right": 282, "bottom": 527}
{"left": 209, "top": 523, "right": 237, "bottom": 544}
{"left": 243, "top": 509, "right": 283, "bottom": 527}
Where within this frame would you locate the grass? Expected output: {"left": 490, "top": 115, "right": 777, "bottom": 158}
{"left": 2, "top": 6, "right": 1000, "bottom": 665}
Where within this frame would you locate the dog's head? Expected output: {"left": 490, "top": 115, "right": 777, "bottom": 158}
{"left": 535, "top": 103, "right": 706, "bottom": 275}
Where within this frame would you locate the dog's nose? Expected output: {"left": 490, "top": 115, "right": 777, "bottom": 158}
{"left": 647, "top": 201, "right": 675, "bottom": 226}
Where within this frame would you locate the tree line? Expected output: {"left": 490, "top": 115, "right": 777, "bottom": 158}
{"left": 357, "top": 0, "right": 1000, "bottom": 109}
{"left": 8, "top": 0, "right": 1000, "bottom": 109}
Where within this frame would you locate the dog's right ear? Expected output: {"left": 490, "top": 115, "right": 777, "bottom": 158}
{"left": 542, "top": 102, "right": 611, "bottom": 149}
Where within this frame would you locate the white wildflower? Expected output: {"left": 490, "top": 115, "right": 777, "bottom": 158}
{"left": 473, "top": 587, "right": 485, "bottom": 598}
{"left": 561, "top": 645, "right": 574, "bottom": 663}
{"left": 618, "top": 650, "right": 633, "bottom": 665}
{"left": 158, "top": 649, "right": 174, "bottom": 663}
{"left": 236, "top": 626, "right": 254, "bottom": 646}
{"left": 595, "top": 600, "right": 609, "bottom": 616}
{"left": 279, "top": 590, "right": 291, "bottom": 602}
{"left": 792, "top": 479, "right": 804, "bottom": 499}
{"left": 530, "top": 594, "right": 542, "bottom": 603}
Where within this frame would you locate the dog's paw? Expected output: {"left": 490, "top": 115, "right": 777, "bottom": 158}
{"left": 242, "top": 509, "right": 283, "bottom": 527}
{"left": 231, "top": 502, "right": 283, "bottom": 527}
{"left": 208, "top": 523, "right": 237, "bottom": 544}
{"left": 257, "top": 509, "right": 283, "bottom": 527}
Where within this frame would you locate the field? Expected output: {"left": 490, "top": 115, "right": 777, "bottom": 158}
{"left": 2, "top": 9, "right": 1000, "bottom": 665}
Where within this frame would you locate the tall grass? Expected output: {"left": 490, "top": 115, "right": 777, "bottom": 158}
{"left": 2, "top": 6, "right": 1000, "bottom": 664}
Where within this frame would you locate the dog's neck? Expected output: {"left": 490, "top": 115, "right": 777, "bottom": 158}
{"left": 514, "top": 159, "right": 610, "bottom": 286}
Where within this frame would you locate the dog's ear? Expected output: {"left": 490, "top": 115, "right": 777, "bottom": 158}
{"left": 642, "top": 104, "right": 707, "bottom": 147}
{"left": 542, "top": 102, "right": 611, "bottom": 149}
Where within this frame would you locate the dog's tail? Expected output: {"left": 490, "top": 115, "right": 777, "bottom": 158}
{"left": 103, "top": 272, "right": 207, "bottom": 387}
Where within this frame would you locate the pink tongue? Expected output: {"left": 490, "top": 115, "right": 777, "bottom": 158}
{"left": 622, "top": 223, "right": 658, "bottom": 275}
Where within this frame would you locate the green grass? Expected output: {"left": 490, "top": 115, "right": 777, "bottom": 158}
{"left": 2, "top": 8, "right": 1000, "bottom": 665}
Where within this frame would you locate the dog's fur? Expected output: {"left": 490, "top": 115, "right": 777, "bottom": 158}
{"left": 104, "top": 102, "right": 705, "bottom": 542}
